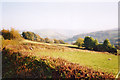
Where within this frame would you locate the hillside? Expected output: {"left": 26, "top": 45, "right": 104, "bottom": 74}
{"left": 65, "top": 28, "right": 118, "bottom": 45}
{"left": 3, "top": 39, "right": 118, "bottom": 76}
{"left": 31, "top": 29, "right": 86, "bottom": 40}
{"left": 32, "top": 29, "right": 68, "bottom": 40}
{"left": 1, "top": 28, "right": 119, "bottom": 79}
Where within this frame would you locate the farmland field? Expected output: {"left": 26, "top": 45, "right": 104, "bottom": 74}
{"left": 1, "top": 39, "right": 119, "bottom": 78}
{"left": 18, "top": 40, "right": 118, "bottom": 75}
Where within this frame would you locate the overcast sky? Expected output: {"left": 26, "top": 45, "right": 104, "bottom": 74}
{"left": 1, "top": 1, "right": 118, "bottom": 32}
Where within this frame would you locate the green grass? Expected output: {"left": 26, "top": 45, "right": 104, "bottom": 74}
{"left": 35, "top": 50, "right": 118, "bottom": 75}
{"left": 21, "top": 40, "right": 118, "bottom": 75}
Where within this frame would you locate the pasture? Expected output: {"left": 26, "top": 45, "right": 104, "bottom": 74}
{"left": 21, "top": 40, "right": 118, "bottom": 75}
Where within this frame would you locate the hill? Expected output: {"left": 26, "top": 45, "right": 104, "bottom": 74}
{"left": 32, "top": 29, "right": 68, "bottom": 40}
{"left": 31, "top": 29, "right": 87, "bottom": 40}
{"left": 2, "top": 39, "right": 118, "bottom": 78}
{"left": 65, "top": 28, "right": 118, "bottom": 45}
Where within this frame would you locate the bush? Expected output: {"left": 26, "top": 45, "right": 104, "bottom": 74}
{"left": 75, "top": 38, "right": 84, "bottom": 48}
{"left": 82, "top": 37, "right": 117, "bottom": 54}
{"left": 93, "top": 39, "right": 99, "bottom": 51}
{"left": 54, "top": 39, "right": 60, "bottom": 44}
{"left": 2, "top": 40, "right": 20, "bottom": 48}
{"left": 107, "top": 45, "right": 117, "bottom": 54}
{"left": 84, "top": 36, "right": 95, "bottom": 50}
{"left": 1, "top": 28, "right": 22, "bottom": 40}
{"left": 1, "top": 29, "right": 11, "bottom": 40}
{"left": 45, "top": 38, "right": 51, "bottom": 43}
{"left": 59, "top": 40, "right": 65, "bottom": 44}
{"left": 22, "top": 31, "right": 43, "bottom": 42}
{"left": 95, "top": 44, "right": 104, "bottom": 51}
{"left": 102, "top": 39, "right": 117, "bottom": 53}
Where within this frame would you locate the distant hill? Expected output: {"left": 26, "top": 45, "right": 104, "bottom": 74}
{"left": 32, "top": 29, "right": 69, "bottom": 40}
{"left": 19, "top": 29, "right": 103, "bottom": 40}
{"left": 65, "top": 28, "right": 118, "bottom": 45}
{"left": 32, "top": 29, "right": 85, "bottom": 40}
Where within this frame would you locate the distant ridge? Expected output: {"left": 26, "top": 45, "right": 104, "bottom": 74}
{"left": 65, "top": 28, "right": 118, "bottom": 45}
{"left": 33, "top": 29, "right": 69, "bottom": 40}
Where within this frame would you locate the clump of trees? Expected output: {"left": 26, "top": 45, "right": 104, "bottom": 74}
{"left": 44, "top": 37, "right": 52, "bottom": 43}
{"left": 22, "top": 31, "right": 44, "bottom": 42}
{"left": 84, "top": 36, "right": 99, "bottom": 50}
{"left": 22, "top": 31, "right": 48, "bottom": 43}
{"left": 75, "top": 36, "right": 117, "bottom": 54}
{"left": 73, "top": 38, "right": 84, "bottom": 47}
{"left": 53, "top": 39, "right": 65, "bottom": 44}
{"left": 59, "top": 40, "right": 65, "bottom": 44}
{"left": 54, "top": 39, "right": 60, "bottom": 44}
{"left": 22, "top": 31, "right": 66, "bottom": 44}
{"left": 1, "top": 28, "right": 22, "bottom": 40}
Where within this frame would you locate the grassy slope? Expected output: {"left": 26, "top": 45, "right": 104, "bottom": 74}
{"left": 35, "top": 51, "right": 118, "bottom": 75}
{"left": 22, "top": 40, "right": 118, "bottom": 75}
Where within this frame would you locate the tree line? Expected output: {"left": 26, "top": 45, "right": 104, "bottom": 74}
{"left": 22, "top": 31, "right": 65, "bottom": 44}
{"left": 74, "top": 36, "right": 117, "bottom": 54}
{"left": 0, "top": 28, "right": 65, "bottom": 44}
{"left": 1, "top": 28, "right": 22, "bottom": 40}
{"left": 0, "top": 28, "right": 118, "bottom": 54}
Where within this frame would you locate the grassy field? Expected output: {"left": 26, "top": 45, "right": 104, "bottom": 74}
{"left": 35, "top": 50, "right": 118, "bottom": 75}
{"left": 2, "top": 39, "right": 118, "bottom": 77}
{"left": 21, "top": 40, "right": 118, "bottom": 75}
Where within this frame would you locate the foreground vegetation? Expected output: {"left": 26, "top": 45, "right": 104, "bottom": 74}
{"left": 2, "top": 47, "right": 116, "bottom": 79}
{"left": 36, "top": 50, "right": 118, "bottom": 75}
{"left": 3, "top": 40, "right": 118, "bottom": 76}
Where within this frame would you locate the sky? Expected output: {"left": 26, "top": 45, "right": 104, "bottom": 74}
{"left": 0, "top": 0, "right": 118, "bottom": 32}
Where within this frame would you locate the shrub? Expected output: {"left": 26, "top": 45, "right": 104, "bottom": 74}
{"left": 75, "top": 38, "right": 84, "bottom": 48}
{"left": 59, "top": 40, "right": 65, "bottom": 44}
{"left": 1, "top": 29, "right": 11, "bottom": 40}
{"left": 102, "top": 39, "right": 117, "bottom": 53}
{"left": 82, "top": 37, "right": 117, "bottom": 54}
{"left": 54, "top": 39, "right": 60, "bottom": 44}
{"left": 2, "top": 40, "right": 20, "bottom": 48}
{"left": 107, "top": 45, "right": 117, "bottom": 54}
{"left": 84, "top": 36, "right": 95, "bottom": 50}
{"left": 1, "top": 28, "right": 22, "bottom": 40}
{"left": 45, "top": 38, "right": 51, "bottom": 43}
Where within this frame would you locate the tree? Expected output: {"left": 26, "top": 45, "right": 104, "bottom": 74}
{"left": 22, "top": 31, "right": 41, "bottom": 41}
{"left": 75, "top": 38, "right": 84, "bottom": 47}
{"left": 103, "top": 39, "right": 111, "bottom": 51}
{"left": 96, "top": 43, "right": 104, "bottom": 51}
{"left": 1, "top": 29, "right": 10, "bottom": 40}
{"left": 84, "top": 36, "right": 95, "bottom": 50}
{"left": 40, "top": 37, "right": 45, "bottom": 42}
{"left": 45, "top": 38, "right": 50, "bottom": 43}
{"left": 54, "top": 39, "right": 60, "bottom": 44}
{"left": 103, "top": 39, "right": 117, "bottom": 53}
{"left": 1, "top": 28, "right": 22, "bottom": 40}
{"left": 10, "top": 28, "right": 22, "bottom": 40}
{"left": 103, "top": 39, "right": 111, "bottom": 47}
{"left": 93, "top": 39, "right": 99, "bottom": 51}
{"left": 107, "top": 45, "right": 117, "bottom": 54}
{"left": 34, "top": 34, "right": 41, "bottom": 41}
{"left": 22, "top": 32, "right": 33, "bottom": 40}
{"left": 59, "top": 40, "right": 65, "bottom": 44}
